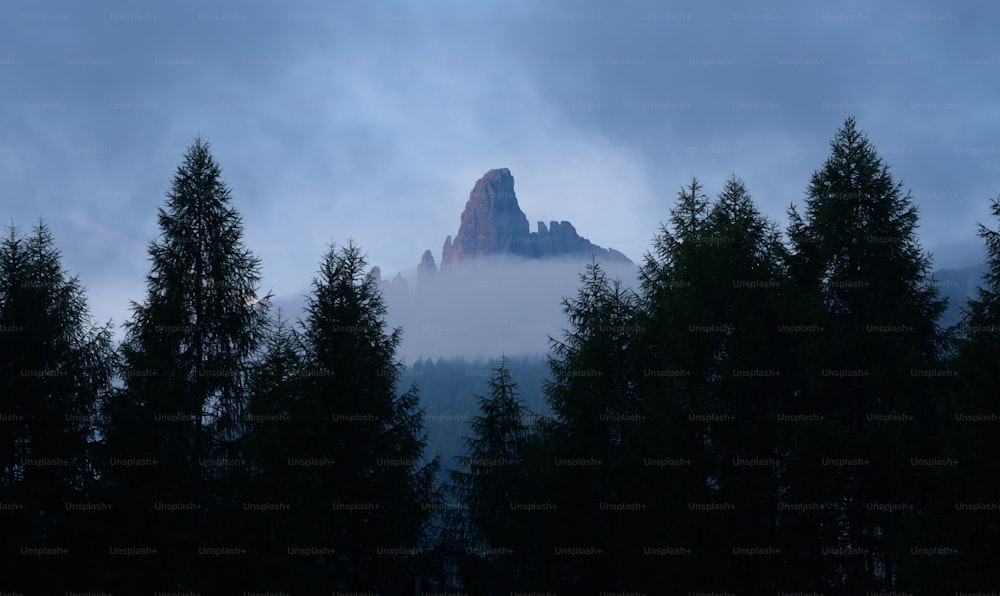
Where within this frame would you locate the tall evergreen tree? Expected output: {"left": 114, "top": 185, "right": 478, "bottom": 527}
{"left": 696, "top": 177, "right": 791, "bottom": 590}
{"left": 634, "top": 179, "right": 727, "bottom": 591}
{"left": 446, "top": 358, "right": 535, "bottom": 593}
{"left": 238, "top": 308, "right": 303, "bottom": 588}
{"left": 533, "top": 260, "right": 646, "bottom": 591}
{"left": 634, "top": 177, "right": 793, "bottom": 591}
{"left": 99, "top": 137, "right": 270, "bottom": 590}
{"left": 263, "top": 242, "right": 439, "bottom": 592}
{"left": 0, "top": 221, "right": 116, "bottom": 590}
{"left": 946, "top": 194, "right": 1000, "bottom": 586}
{"left": 783, "top": 117, "right": 948, "bottom": 590}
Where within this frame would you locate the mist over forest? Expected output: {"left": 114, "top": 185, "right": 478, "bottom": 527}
{"left": 384, "top": 256, "right": 639, "bottom": 362}
{"left": 5, "top": 118, "right": 1000, "bottom": 592}
{"left": 4, "top": 0, "right": 1000, "bottom": 590}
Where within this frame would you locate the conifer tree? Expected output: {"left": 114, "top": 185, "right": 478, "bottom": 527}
{"left": 635, "top": 178, "right": 792, "bottom": 591}
{"left": 634, "top": 179, "right": 728, "bottom": 591}
{"left": 534, "top": 260, "right": 645, "bottom": 591}
{"left": 270, "top": 242, "right": 439, "bottom": 592}
{"left": 700, "top": 177, "right": 790, "bottom": 590}
{"left": 100, "top": 137, "right": 270, "bottom": 590}
{"left": 0, "top": 221, "right": 115, "bottom": 590}
{"left": 236, "top": 309, "right": 304, "bottom": 588}
{"left": 945, "top": 194, "right": 1000, "bottom": 586}
{"left": 447, "top": 358, "right": 535, "bottom": 593}
{"left": 783, "top": 117, "right": 948, "bottom": 590}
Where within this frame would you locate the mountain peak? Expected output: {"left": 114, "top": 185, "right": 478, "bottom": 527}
{"left": 480, "top": 167, "right": 512, "bottom": 181}
{"left": 440, "top": 168, "right": 530, "bottom": 265}
{"left": 437, "top": 168, "right": 631, "bottom": 267}
{"left": 417, "top": 249, "right": 437, "bottom": 289}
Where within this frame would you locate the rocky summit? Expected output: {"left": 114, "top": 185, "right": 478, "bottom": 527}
{"left": 417, "top": 249, "right": 437, "bottom": 285}
{"left": 434, "top": 168, "right": 631, "bottom": 269}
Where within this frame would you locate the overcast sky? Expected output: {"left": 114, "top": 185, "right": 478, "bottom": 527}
{"left": 2, "top": 0, "right": 997, "bottom": 340}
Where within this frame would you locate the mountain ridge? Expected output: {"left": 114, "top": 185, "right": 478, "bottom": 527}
{"left": 427, "top": 168, "right": 631, "bottom": 272}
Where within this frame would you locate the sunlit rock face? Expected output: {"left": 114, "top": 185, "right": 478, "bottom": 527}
{"left": 438, "top": 168, "right": 632, "bottom": 268}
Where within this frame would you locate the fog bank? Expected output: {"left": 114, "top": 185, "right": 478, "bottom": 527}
{"left": 382, "top": 256, "right": 640, "bottom": 363}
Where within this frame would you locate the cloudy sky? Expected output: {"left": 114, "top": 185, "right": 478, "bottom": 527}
{"left": 2, "top": 0, "right": 997, "bottom": 345}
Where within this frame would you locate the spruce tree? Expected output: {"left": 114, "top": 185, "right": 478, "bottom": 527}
{"left": 237, "top": 309, "right": 304, "bottom": 588}
{"left": 783, "top": 117, "right": 948, "bottom": 590}
{"left": 447, "top": 358, "right": 535, "bottom": 593}
{"left": 634, "top": 178, "right": 793, "bottom": 591}
{"left": 100, "top": 137, "right": 270, "bottom": 590}
{"left": 634, "top": 179, "right": 726, "bottom": 591}
{"left": 272, "top": 242, "right": 439, "bottom": 592}
{"left": 946, "top": 194, "right": 1000, "bottom": 586}
{"left": 0, "top": 221, "right": 116, "bottom": 590}
{"left": 698, "top": 177, "right": 790, "bottom": 590}
{"left": 534, "top": 260, "right": 645, "bottom": 591}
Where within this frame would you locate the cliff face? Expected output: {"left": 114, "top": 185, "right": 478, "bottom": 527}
{"left": 441, "top": 168, "right": 531, "bottom": 264}
{"left": 436, "top": 168, "right": 631, "bottom": 267}
{"left": 417, "top": 249, "right": 437, "bottom": 289}
{"left": 530, "top": 220, "right": 631, "bottom": 263}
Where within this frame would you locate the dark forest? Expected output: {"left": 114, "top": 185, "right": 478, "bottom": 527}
{"left": 3, "top": 119, "right": 999, "bottom": 593}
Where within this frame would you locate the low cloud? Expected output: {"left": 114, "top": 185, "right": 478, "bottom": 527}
{"left": 381, "top": 256, "right": 639, "bottom": 363}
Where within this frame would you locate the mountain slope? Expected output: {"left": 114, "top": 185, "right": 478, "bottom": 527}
{"left": 431, "top": 168, "right": 632, "bottom": 269}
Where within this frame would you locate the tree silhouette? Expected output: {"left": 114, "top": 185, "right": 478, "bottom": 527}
{"left": 784, "top": 117, "right": 948, "bottom": 591}
{"left": 447, "top": 357, "right": 536, "bottom": 593}
{"left": 100, "top": 136, "right": 270, "bottom": 590}
{"left": 0, "top": 221, "right": 116, "bottom": 590}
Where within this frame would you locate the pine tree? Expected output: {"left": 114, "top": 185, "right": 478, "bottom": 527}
{"left": 272, "top": 242, "right": 439, "bottom": 592}
{"left": 99, "top": 137, "right": 270, "bottom": 590}
{"left": 0, "top": 221, "right": 116, "bottom": 590}
{"left": 783, "top": 117, "right": 948, "bottom": 590}
{"left": 637, "top": 180, "right": 718, "bottom": 460}
{"left": 237, "top": 308, "right": 304, "bottom": 588}
{"left": 634, "top": 179, "right": 727, "bottom": 591}
{"left": 447, "top": 358, "right": 535, "bottom": 593}
{"left": 699, "top": 177, "right": 791, "bottom": 590}
{"left": 634, "top": 177, "right": 793, "bottom": 590}
{"left": 946, "top": 194, "right": 1000, "bottom": 585}
{"left": 533, "top": 260, "right": 645, "bottom": 591}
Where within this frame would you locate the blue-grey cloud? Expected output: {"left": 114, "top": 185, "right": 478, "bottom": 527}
{"left": 1, "top": 0, "right": 995, "bottom": 341}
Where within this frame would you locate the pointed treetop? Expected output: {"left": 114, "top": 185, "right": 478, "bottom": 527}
{"left": 670, "top": 178, "right": 711, "bottom": 240}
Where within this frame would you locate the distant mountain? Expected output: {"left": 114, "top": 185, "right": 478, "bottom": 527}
{"left": 933, "top": 261, "right": 989, "bottom": 328}
{"left": 426, "top": 168, "right": 631, "bottom": 272}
